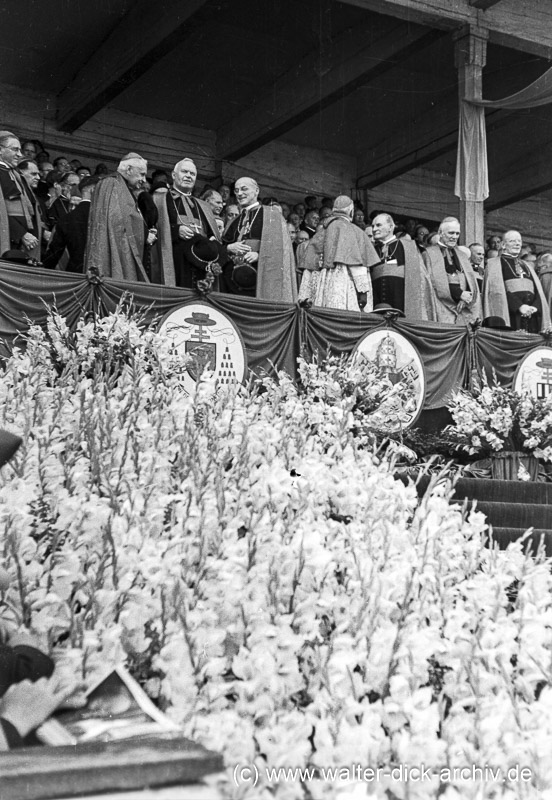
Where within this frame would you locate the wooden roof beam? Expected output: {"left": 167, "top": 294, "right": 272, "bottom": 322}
{"left": 486, "top": 130, "right": 552, "bottom": 211}
{"left": 469, "top": 0, "right": 502, "bottom": 9}
{"left": 56, "top": 0, "right": 211, "bottom": 133}
{"left": 356, "top": 102, "right": 511, "bottom": 190}
{"left": 216, "top": 22, "right": 444, "bottom": 162}
{"left": 487, "top": 165, "right": 552, "bottom": 211}
{"left": 338, "top": 0, "right": 552, "bottom": 59}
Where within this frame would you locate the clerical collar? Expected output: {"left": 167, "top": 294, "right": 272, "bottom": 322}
{"left": 382, "top": 235, "right": 396, "bottom": 245}
{"left": 241, "top": 202, "right": 260, "bottom": 212}
{"left": 172, "top": 186, "right": 193, "bottom": 198}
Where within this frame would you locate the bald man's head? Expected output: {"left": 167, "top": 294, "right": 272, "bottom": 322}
{"left": 234, "top": 177, "right": 260, "bottom": 208}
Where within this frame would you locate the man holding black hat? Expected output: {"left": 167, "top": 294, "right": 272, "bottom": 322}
{"left": 220, "top": 177, "right": 297, "bottom": 302}
{"left": 152, "top": 158, "right": 221, "bottom": 288}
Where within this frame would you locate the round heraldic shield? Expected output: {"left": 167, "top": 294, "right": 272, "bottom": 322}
{"left": 158, "top": 302, "right": 247, "bottom": 395}
{"left": 513, "top": 346, "right": 552, "bottom": 400}
{"left": 352, "top": 328, "right": 426, "bottom": 433}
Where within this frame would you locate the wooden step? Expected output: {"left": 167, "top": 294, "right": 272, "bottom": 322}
{"left": 474, "top": 500, "right": 552, "bottom": 530}
{"left": 410, "top": 474, "right": 552, "bottom": 505}
{"left": 488, "top": 527, "right": 552, "bottom": 557}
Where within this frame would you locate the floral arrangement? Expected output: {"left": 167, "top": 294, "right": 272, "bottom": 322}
{"left": 27, "top": 297, "right": 189, "bottom": 383}
{"left": 296, "top": 352, "right": 417, "bottom": 442}
{"left": 446, "top": 374, "right": 552, "bottom": 461}
{"left": 0, "top": 309, "right": 552, "bottom": 798}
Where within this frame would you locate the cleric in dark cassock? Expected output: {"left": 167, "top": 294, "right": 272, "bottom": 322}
{"left": 220, "top": 177, "right": 297, "bottom": 303}
{"left": 152, "top": 158, "right": 220, "bottom": 288}
{"left": 483, "top": 230, "right": 551, "bottom": 332}
{"left": 85, "top": 153, "right": 150, "bottom": 283}
{"left": 371, "top": 212, "right": 436, "bottom": 320}
{"left": 423, "top": 216, "right": 481, "bottom": 325}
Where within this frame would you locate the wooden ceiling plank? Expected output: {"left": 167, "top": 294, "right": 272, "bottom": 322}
{"left": 486, "top": 156, "right": 552, "bottom": 211}
{"left": 56, "top": 0, "right": 211, "bottom": 133}
{"left": 217, "top": 22, "right": 444, "bottom": 162}
{"left": 356, "top": 102, "right": 512, "bottom": 189}
{"left": 486, "top": 116, "right": 552, "bottom": 210}
{"left": 469, "top": 0, "right": 502, "bottom": 10}
{"left": 337, "top": 0, "right": 552, "bottom": 59}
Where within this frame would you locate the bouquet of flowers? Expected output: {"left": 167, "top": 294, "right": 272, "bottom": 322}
{"left": 297, "top": 352, "right": 417, "bottom": 439}
{"left": 446, "top": 373, "right": 552, "bottom": 461}
{"left": 518, "top": 391, "right": 552, "bottom": 462}
{"left": 4, "top": 307, "right": 552, "bottom": 798}
{"left": 20, "top": 297, "right": 189, "bottom": 385}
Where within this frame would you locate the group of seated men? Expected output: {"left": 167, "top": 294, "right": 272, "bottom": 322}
{"left": 0, "top": 130, "right": 550, "bottom": 332}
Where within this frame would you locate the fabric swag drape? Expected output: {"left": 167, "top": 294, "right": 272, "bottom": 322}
{"left": 455, "top": 65, "right": 552, "bottom": 203}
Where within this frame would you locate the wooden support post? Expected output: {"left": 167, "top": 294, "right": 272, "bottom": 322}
{"left": 454, "top": 25, "right": 488, "bottom": 246}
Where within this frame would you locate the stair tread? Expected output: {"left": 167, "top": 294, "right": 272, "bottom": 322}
{"left": 488, "top": 527, "right": 552, "bottom": 555}
{"left": 468, "top": 498, "right": 552, "bottom": 528}
{"left": 490, "top": 526, "right": 552, "bottom": 535}
{"left": 467, "top": 500, "right": 552, "bottom": 528}
{"left": 408, "top": 473, "right": 552, "bottom": 504}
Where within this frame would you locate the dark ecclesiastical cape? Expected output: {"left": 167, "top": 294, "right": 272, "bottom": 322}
{"left": 539, "top": 262, "right": 552, "bottom": 315}
{"left": 222, "top": 205, "right": 297, "bottom": 302}
{"left": 85, "top": 172, "right": 148, "bottom": 282}
{"left": 151, "top": 189, "right": 221, "bottom": 287}
{"left": 0, "top": 178, "right": 8, "bottom": 256}
{"left": 256, "top": 207, "right": 298, "bottom": 303}
{"left": 483, "top": 256, "right": 551, "bottom": 332}
{"left": 424, "top": 244, "right": 481, "bottom": 324}
{"left": 372, "top": 237, "right": 437, "bottom": 321}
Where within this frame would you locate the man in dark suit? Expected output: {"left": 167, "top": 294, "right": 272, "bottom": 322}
{"left": 43, "top": 176, "right": 102, "bottom": 272}
{"left": 0, "top": 132, "right": 41, "bottom": 260}
{"left": 18, "top": 159, "right": 51, "bottom": 256}
{"left": 47, "top": 171, "right": 81, "bottom": 227}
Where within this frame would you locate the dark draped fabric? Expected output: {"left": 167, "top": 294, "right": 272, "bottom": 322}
{"left": 474, "top": 328, "right": 544, "bottom": 385}
{"left": 303, "top": 309, "right": 469, "bottom": 409}
{"left": 303, "top": 307, "right": 385, "bottom": 358}
{"left": 0, "top": 261, "right": 549, "bottom": 409}
{"left": 0, "top": 263, "right": 95, "bottom": 357}
{"left": 95, "top": 277, "right": 301, "bottom": 380}
{"left": 393, "top": 319, "right": 469, "bottom": 409}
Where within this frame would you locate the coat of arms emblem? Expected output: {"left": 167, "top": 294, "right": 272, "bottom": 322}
{"left": 158, "top": 302, "right": 247, "bottom": 394}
